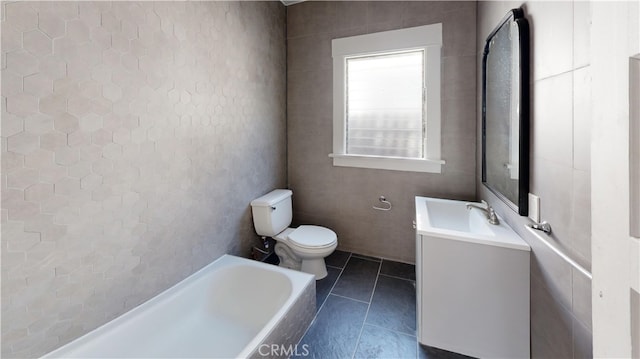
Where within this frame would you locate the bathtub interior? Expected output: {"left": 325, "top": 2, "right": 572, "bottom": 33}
{"left": 42, "top": 255, "right": 313, "bottom": 359}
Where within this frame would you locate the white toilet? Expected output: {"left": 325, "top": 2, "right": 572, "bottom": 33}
{"left": 250, "top": 189, "right": 337, "bottom": 280}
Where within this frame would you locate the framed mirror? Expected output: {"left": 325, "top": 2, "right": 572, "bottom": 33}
{"left": 482, "top": 8, "right": 530, "bottom": 216}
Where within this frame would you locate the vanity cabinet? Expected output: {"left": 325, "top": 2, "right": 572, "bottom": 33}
{"left": 415, "top": 196, "right": 530, "bottom": 358}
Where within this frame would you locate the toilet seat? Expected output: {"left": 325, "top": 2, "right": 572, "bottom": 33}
{"left": 287, "top": 225, "right": 337, "bottom": 250}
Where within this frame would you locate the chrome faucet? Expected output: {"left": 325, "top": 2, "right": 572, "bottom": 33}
{"left": 466, "top": 200, "right": 500, "bottom": 225}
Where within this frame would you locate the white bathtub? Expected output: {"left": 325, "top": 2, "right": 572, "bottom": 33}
{"left": 43, "top": 255, "right": 316, "bottom": 358}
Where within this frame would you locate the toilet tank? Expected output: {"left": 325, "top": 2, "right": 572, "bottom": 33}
{"left": 250, "top": 189, "right": 293, "bottom": 237}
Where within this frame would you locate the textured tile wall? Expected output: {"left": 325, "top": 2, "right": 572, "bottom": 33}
{"left": 476, "top": 1, "right": 593, "bottom": 357}
{"left": 286, "top": 1, "right": 477, "bottom": 264}
{"left": 1, "top": 1, "right": 286, "bottom": 357}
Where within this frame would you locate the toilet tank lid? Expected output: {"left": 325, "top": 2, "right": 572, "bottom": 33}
{"left": 251, "top": 189, "right": 293, "bottom": 207}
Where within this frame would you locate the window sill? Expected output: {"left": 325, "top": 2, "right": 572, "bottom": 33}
{"left": 329, "top": 153, "right": 444, "bottom": 173}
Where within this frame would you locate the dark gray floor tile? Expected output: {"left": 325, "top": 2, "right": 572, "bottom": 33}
{"left": 325, "top": 250, "right": 351, "bottom": 268}
{"left": 354, "top": 325, "right": 417, "bottom": 359}
{"left": 381, "top": 259, "right": 416, "bottom": 281}
{"left": 366, "top": 275, "right": 416, "bottom": 335}
{"left": 351, "top": 253, "right": 382, "bottom": 262}
{"left": 331, "top": 256, "right": 380, "bottom": 302}
{"left": 315, "top": 266, "right": 341, "bottom": 311}
{"left": 418, "top": 344, "right": 476, "bottom": 359}
{"left": 295, "top": 295, "right": 368, "bottom": 359}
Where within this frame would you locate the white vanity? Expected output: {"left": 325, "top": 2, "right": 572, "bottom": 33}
{"left": 415, "top": 196, "right": 530, "bottom": 358}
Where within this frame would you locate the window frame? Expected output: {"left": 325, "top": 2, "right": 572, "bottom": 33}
{"left": 330, "top": 24, "right": 444, "bottom": 173}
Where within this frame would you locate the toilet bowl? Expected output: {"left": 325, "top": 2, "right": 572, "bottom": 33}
{"left": 273, "top": 226, "right": 337, "bottom": 279}
{"left": 250, "top": 189, "right": 337, "bottom": 280}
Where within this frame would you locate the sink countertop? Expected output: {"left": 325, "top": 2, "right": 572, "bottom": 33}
{"left": 415, "top": 196, "right": 530, "bottom": 252}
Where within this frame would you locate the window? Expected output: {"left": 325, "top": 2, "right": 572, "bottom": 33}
{"left": 330, "top": 24, "right": 444, "bottom": 173}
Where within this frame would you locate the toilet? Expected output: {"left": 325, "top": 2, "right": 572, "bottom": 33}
{"left": 250, "top": 189, "right": 337, "bottom": 280}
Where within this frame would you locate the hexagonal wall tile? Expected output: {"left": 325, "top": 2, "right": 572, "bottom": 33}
{"left": 79, "top": 114, "right": 103, "bottom": 132}
{"left": 24, "top": 73, "right": 54, "bottom": 97}
{"left": 90, "top": 129, "right": 112, "bottom": 146}
{"left": 101, "top": 12, "right": 121, "bottom": 33}
{"left": 68, "top": 131, "right": 90, "bottom": 148}
{"left": 49, "top": 2, "right": 79, "bottom": 21}
{"left": 5, "top": 51, "right": 39, "bottom": 77}
{"left": 68, "top": 162, "right": 91, "bottom": 178}
{"left": 1, "top": 114, "right": 24, "bottom": 137}
{"left": 54, "top": 147, "right": 79, "bottom": 166}
{"left": 102, "top": 84, "right": 122, "bottom": 102}
{"left": 80, "top": 173, "right": 101, "bottom": 191}
{"left": 121, "top": 53, "right": 138, "bottom": 71}
{"left": 102, "top": 143, "right": 122, "bottom": 160}
{"left": 23, "top": 30, "right": 53, "bottom": 57}
{"left": 38, "top": 56, "right": 67, "bottom": 81}
{"left": 24, "top": 150, "right": 54, "bottom": 169}
{"left": 78, "top": 2, "right": 105, "bottom": 28}
{"left": 75, "top": 43, "right": 102, "bottom": 68}
{"left": 54, "top": 113, "right": 80, "bottom": 134}
{"left": 39, "top": 164, "right": 68, "bottom": 184}
{"left": 39, "top": 94, "right": 67, "bottom": 116}
{"left": 1, "top": 24, "right": 23, "bottom": 53}
{"left": 25, "top": 183, "right": 55, "bottom": 202}
{"left": 78, "top": 80, "right": 102, "bottom": 99}
{"left": 2, "top": 152, "right": 25, "bottom": 174}
{"left": 112, "top": 128, "right": 130, "bottom": 145}
{"left": 79, "top": 145, "right": 102, "bottom": 162}
{"left": 1, "top": 71, "right": 23, "bottom": 96}
{"left": 66, "top": 19, "right": 90, "bottom": 43}
{"left": 90, "top": 158, "right": 113, "bottom": 177}
{"left": 53, "top": 177, "right": 80, "bottom": 196}
{"left": 7, "top": 93, "right": 39, "bottom": 116}
{"left": 68, "top": 97, "right": 93, "bottom": 117}
{"left": 4, "top": 2, "right": 38, "bottom": 32}
{"left": 6, "top": 230, "right": 41, "bottom": 251}
{"left": 7, "top": 167, "right": 39, "bottom": 189}
{"left": 38, "top": 11, "right": 66, "bottom": 39}
{"left": 90, "top": 26, "right": 112, "bottom": 50}
{"left": 24, "top": 114, "right": 54, "bottom": 135}
{"left": 8, "top": 132, "right": 39, "bottom": 155}
{"left": 39, "top": 131, "right": 67, "bottom": 151}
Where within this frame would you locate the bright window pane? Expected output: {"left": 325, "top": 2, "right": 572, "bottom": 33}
{"left": 346, "top": 50, "right": 424, "bottom": 158}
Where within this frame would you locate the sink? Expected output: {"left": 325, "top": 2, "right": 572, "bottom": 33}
{"left": 423, "top": 197, "right": 495, "bottom": 236}
{"left": 415, "top": 196, "right": 529, "bottom": 251}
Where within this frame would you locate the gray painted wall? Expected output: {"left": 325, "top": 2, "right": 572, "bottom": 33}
{"left": 1, "top": 2, "right": 286, "bottom": 357}
{"left": 286, "top": 1, "right": 477, "bottom": 263}
{"left": 477, "top": 1, "right": 592, "bottom": 357}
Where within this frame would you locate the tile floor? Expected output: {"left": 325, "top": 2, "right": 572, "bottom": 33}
{"left": 292, "top": 250, "right": 473, "bottom": 359}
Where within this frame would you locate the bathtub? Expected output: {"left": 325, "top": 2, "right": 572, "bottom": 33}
{"left": 43, "top": 255, "right": 316, "bottom": 358}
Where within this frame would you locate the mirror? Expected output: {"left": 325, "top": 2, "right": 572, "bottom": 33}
{"left": 482, "top": 8, "right": 530, "bottom": 216}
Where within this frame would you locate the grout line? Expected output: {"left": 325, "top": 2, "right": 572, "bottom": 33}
{"left": 295, "top": 310, "right": 316, "bottom": 346}
{"left": 378, "top": 273, "right": 416, "bottom": 282}
{"left": 363, "top": 322, "right": 417, "bottom": 339}
{"left": 296, "top": 253, "right": 351, "bottom": 346}
{"left": 350, "top": 253, "right": 382, "bottom": 262}
{"left": 318, "top": 253, "right": 350, "bottom": 310}
{"left": 328, "top": 293, "right": 370, "bottom": 305}
{"left": 350, "top": 259, "right": 382, "bottom": 359}
{"left": 533, "top": 68, "right": 576, "bottom": 83}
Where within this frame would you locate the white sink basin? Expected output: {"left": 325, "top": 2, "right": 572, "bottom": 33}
{"left": 415, "top": 196, "right": 530, "bottom": 251}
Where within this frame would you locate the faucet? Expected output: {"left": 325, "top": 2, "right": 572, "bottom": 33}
{"left": 466, "top": 200, "right": 500, "bottom": 225}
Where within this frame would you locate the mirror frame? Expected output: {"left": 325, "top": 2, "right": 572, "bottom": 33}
{"left": 482, "top": 8, "right": 530, "bottom": 216}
